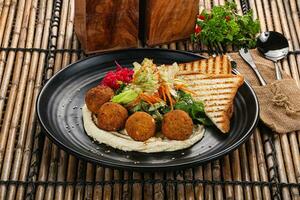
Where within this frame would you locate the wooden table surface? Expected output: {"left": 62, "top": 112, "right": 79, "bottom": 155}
{"left": 0, "top": 0, "right": 299, "bottom": 199}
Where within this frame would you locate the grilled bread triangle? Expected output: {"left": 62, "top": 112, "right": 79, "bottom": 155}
{"left": 177, "top": 55, "right": 232, "bottom": 75}
{"left": 176, "top": 72, "right": 244, "bottom": 133}
{"left": 177, "top": 55, "right": 234, "bottom": 119}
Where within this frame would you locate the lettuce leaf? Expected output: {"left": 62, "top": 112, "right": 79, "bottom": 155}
{"left": 111, "top": 89, "right": 139, "bottom": 104}
{"left": 175, "top": 91, "right": 212, "bottom": 126}
{"left": 131, "top": 59, "right": 159, "bottom": 94}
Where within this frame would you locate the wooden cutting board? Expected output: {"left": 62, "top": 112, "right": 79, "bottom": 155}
{"left": 144, "top": 0, "right": 199, "bottom": 46}
{"left": 75, "top": 0, "right": 139, "bottom": 53}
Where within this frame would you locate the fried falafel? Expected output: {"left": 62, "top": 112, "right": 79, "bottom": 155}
{"left": 162, "top": 110, "right": 193, "bottom": 140}
{"left": 97, "top": 102, "right": 128, "bottom": 131}
{"left": 125, "top": 112, "right": 156, "bottom": 141}
{"left": 85, "top": 85, "right": 114, "bottom": 113}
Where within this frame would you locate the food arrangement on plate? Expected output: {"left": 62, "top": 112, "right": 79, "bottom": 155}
{"left": 82, "top": 56, "right": 244, "bottom": 153}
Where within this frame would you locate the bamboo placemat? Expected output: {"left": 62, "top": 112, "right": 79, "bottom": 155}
{"left": 0, "top": 0, "right": 299, "bottom": 199}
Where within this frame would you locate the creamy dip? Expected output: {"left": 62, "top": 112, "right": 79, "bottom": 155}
{"left": 82, "top": 104, "right": 205, "bottom": 153}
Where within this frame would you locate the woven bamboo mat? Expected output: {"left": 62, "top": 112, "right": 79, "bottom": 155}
{"left": 0, "top": 0, "right": 299, "bottom": 199}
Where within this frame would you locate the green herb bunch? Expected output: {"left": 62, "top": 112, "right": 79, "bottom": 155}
{"left": 191, "top": 2, "right": 260, "bottom": 49}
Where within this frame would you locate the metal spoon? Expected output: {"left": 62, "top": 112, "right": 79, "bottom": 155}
{"left": 256, "top": 31, "right": 289, "bottom": 80}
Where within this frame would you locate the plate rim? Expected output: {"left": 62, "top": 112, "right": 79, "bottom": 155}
{"left": 37, "top": 48, "right": 260, "bottom": 171}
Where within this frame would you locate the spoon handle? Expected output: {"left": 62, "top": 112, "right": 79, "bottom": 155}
{"left": 274, "top": 62, "right": 282, "bottom": 80}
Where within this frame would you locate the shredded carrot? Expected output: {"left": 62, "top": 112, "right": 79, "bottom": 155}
{"left": 159, "top": 86, "right": 167, "bottom": 102}
{"left": 139, "top": 93, "right": 153, "bottom": 105}
{"left": 152, "top": 94, "right": 162, "bottom": 102}
{"left": 164, "top": 85, "right": 173, "bottom": 110}
{"left": 174, "top": 84, "right": 197, "bottom": 95}
{"left": 180, "top": 87, "right": 197, "bottom": 95}
{"left": 132, "top": 96, "right": 141, "bottom": 104}
{"left": 157, "top": 84, "right": 177, "bottom": 110}
{"left": 139, "top": 93, "right": 163, "bottom": 105}
{"left": 132, "top": 96, "right": 141, "bottom": 105}
{"left": 125, "top": 96, "right": 141, "bottom": 109}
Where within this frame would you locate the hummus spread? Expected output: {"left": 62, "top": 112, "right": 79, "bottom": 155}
{"left": 82, "top": 104, "right": 205, "bottom": 153}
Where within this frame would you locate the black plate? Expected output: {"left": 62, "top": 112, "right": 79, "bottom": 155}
{"left": 37, "top": 48, "right": 259, "bottom": 171}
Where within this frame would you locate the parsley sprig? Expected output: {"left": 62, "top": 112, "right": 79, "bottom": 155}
{"left": 191, "top": 2, "right": 260, "bottom": 49}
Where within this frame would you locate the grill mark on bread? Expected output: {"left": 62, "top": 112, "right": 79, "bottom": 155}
{"left": 196, "top": 94, "right": 236, "bottom": 101}
{"left": 179, "top": 64, "right": 185, "bottom": 71}
{"left": 207, "top": 57, "right": 213, "bottom": 74}
{"left": 193, "top": 91, "right": 236, "bottom": 96}
{"left": 176, "top": 55, "right": 232, "bottom": 75}
{"left": 186, "top": 63, "right": 192, "bottom": 71}
{"left": 222, "top": 55, "right": 228, "bottom": 74}
{"left": 202, "top": 100, "right": 231, "bottom": 106}
{"left": 219, "top": 56, "right": 224, "bottom": 74}
{"left": 205, "top": 104, "right": 230, "bottom": 110}
{"left": 206, "top": 112, "right": 224, "bottom": 118}
{"left": 191, "top": 86, "right": 237, "bottom": 91}
{"left": 179, "top": 79, "right": 242, "bottom": 85}
{"left": 196, "top": 98, "right": 231, "bottom": 103}
{"left": 214, "top": 56, "right": 220, "bottom": 74}
{"left": 193, "top": 60, "right": 199, "bottom": 71}
{"left": 205, "top": 103, "right": 230, "bottom": 107}
{"left": 200, "top": 59, "right": 206, "bottom": 73}
{"left": 177, "top": 73, "right": 241, "bottom": 79}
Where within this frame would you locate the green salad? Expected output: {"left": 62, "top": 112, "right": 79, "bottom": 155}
{"left": 110, "top": 58, "right": 212, "bottom": 126}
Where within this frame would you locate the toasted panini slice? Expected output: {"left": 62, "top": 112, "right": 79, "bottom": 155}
{"left": 176, "top": 73, "right": 244, "bottom": 133}
{"left": 177, "top": 55, "right": 232, "bottom": 75}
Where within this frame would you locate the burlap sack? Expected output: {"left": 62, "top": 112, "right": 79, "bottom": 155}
{"left": 230, "top": 49, "right": 300, "bottom": 133}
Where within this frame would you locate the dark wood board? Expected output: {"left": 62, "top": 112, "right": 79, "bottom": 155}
{"left": 75, "top": 0, "right": 139, "bottom": 53}
{"left": 144, "top": 0, "right": 198, "bottom": 46}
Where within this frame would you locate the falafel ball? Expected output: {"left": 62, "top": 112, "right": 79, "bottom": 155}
{"left": 97, "top": 102, "right": 128, "bottom": 131}
{"left": 125, "top": 112, "right": 156, "bottom": 141}
{"left": 162, "top": 110, "right": 193, "bottom": 140}
{"left": 85, "top": 85, "right": 114, "bottom": 113}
